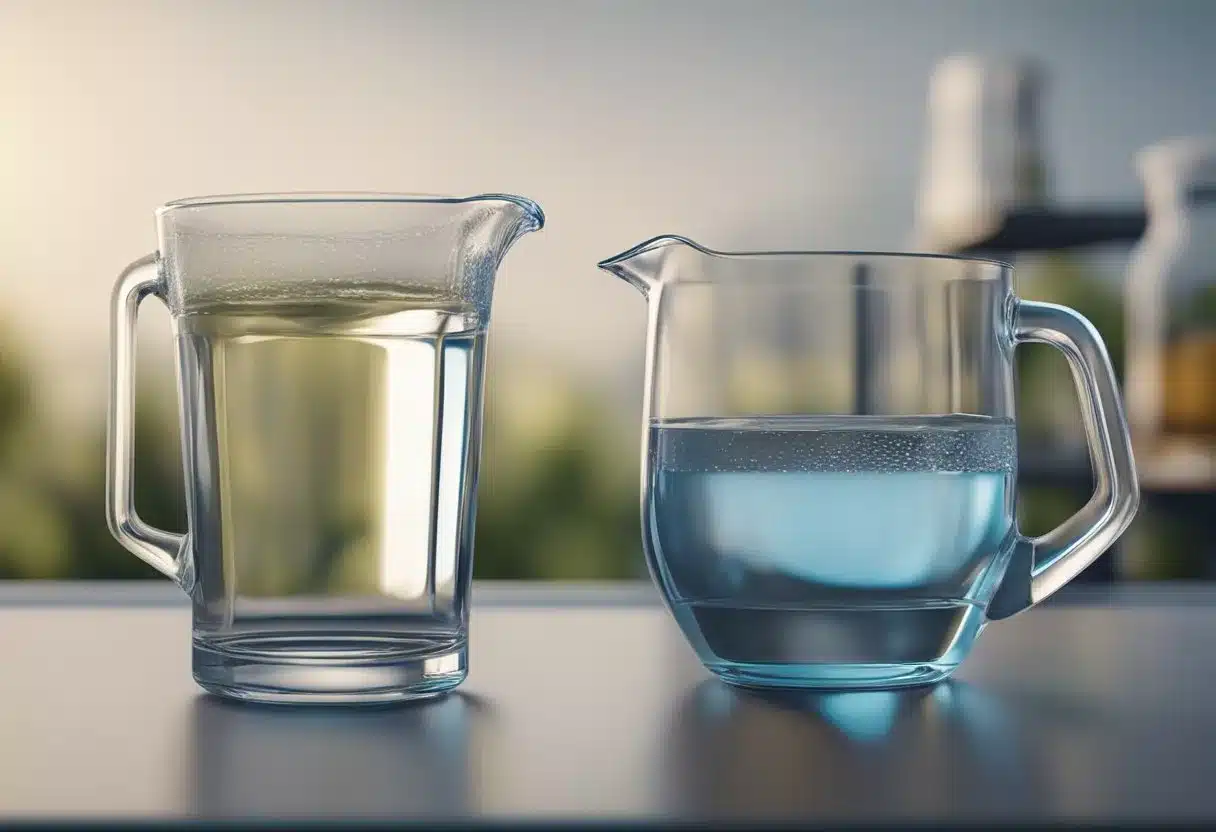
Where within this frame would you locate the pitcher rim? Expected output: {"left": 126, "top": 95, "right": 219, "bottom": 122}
{"left": 597, "top": 235, "right": 1012, "bottom": 271}
{"left": 157, "top": 192, "right": 545, "bottom": 227}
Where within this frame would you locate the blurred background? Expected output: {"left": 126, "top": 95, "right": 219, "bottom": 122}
{"left": 0, "top": 0, "right": 1212, "bottom": 582}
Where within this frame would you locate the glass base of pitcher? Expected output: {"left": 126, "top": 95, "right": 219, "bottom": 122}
{"left": 191, "top": 632, "right": 468, "bottom": 705}
{"left": 669, "top": 596, "right": 986, "bottom": 692}
{"left": 707, "top": 660, "right": 956, "bottom": 691}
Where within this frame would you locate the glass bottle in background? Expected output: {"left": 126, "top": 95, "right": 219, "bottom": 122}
{"left": 1121, "top": 138, "right": 1216, "bottom": 580}
{"left": 1125, "top": 138, "right": 1216, "bottom": 484}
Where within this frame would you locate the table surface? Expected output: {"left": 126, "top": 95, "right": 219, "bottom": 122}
{"left": 3, "top": 581, "right": 1216, "bottom": 826}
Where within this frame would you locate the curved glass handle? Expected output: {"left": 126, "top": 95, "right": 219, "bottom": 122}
{"left": 990, "top": 300, "right": 1140, "bottom": 619}
{"left": 106, "top": 254, "right": 189, "bottom": 585}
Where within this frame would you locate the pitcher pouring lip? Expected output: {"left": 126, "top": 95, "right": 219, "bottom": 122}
{"left": 596, "top": 234, "right": 704, "bottom": 267}
{"left": 158, "top": 191, "right": 545, "bottom": 222}
{"left": 596, "top": 235, "right": 702, "bottom": 295}
{"left": 153, "top": 192, "right": 544, "bottom": 318}
{"left": 597, "top": 235, "right": 1012, "bottom": 295}
{"left": 157, "top": 191, "right": 545, "bottom": 265}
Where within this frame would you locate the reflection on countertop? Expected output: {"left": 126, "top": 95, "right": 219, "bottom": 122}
{"left": 187, "top": 691, "right": 493, "bottom": 820}
{"left": 663, "top": 680, "right": 1055, "bottom": 822}
{"left": 662, "top": 654, "right": 1216, "bottom": 824}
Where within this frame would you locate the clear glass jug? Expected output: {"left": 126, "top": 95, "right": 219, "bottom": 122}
{"left": 107, "top": 193, "right": 543, "bottom": 704}
{"left": 599, "top": 237, "right": 1138, "bottom": 690}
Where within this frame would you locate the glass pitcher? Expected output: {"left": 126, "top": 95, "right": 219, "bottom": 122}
{"left": 107, "top": 193, "right": 543, "bottom": 704}
{"left": 599, "top": 237, "right": 1138, "bottom": 690}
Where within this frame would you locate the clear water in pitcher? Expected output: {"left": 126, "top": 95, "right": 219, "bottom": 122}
{"left": 176, "top": 300, "right": 484, "bottom": 664}
{"left": 646, "top": 414, "right": 1018, "bottom": 687}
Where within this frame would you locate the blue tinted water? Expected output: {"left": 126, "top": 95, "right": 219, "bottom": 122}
{"left": 645, "top": 415, "right": 1018, "bottom": 689}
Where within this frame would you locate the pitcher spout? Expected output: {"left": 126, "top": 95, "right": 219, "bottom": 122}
{"left": 462, "top": 193, "right": 546, "bottom": 265}
{"left": 597, "top": 235, "right": 703, "bottom": 295}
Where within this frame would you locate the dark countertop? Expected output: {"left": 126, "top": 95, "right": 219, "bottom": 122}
{"left": 1, "top": 581, "right": 1214, "bottom": 826}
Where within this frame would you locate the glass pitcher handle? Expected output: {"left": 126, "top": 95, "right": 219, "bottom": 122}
{"left": 106, "top": 254, "right": 190, "bottom": 586}
{"left": 988, "top": 299, "right": 1140, "bottom": 620}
